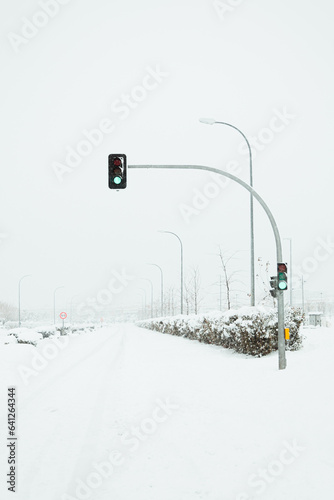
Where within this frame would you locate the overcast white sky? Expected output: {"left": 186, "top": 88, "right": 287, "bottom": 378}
{"left": 1, "top": 0, "right": 333, "bottom": 317}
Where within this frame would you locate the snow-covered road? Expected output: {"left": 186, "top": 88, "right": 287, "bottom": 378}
{"left": 1, "top": 323, "right": 334, "bottom": 499}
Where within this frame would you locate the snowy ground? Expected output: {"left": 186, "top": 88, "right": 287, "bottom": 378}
{"left": 0, "top": 323, "right": 333, "bottom": 500}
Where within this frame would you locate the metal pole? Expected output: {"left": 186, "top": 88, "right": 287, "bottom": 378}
{"left": 130, "top": 164, "right": 286, "bottom": 370}
{"left": 301, "top": 276, "right": 305, "bottom": 314}
{"left": 158, "top": 230, "right": 183, "bottom": 314}
{"left": 148, "top": 263, "right": 164, "bottom": 317}
{"left": 18, "top": 275, "right": 31, "bottom": 327}
{"left": 199, "top": 119, "right": 255, "bottom": 307}
{"left": 289, "top": 238, "right": 293, "bottom": 306}
{"left": 53, "top": 286, "right": 64, "bottom": 324}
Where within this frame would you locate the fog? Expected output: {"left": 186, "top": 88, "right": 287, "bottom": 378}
{"left": 1, "top": 0, "right": 333, "bottom": 320}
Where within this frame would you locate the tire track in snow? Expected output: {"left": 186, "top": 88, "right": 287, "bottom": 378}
{"left": 16, "top": 327, "right": 126, "bottom": 500}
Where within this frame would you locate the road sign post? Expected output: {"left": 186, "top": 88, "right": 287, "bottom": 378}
{"left": 59, "top": 312, "right": 67, "bottom": 333}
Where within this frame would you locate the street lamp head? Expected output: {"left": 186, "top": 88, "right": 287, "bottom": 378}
{"left": 199, "top": 117, "right": 216, "bottom": 125}
{"left": 19, "top": 274, "right": 32, "bottom": 283}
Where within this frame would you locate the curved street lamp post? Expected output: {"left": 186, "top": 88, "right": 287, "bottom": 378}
{"left": 158, "top": 230, "right": 184, "bottom": 314}
{"left": 199, "top": 118, "right": 255, "bottom": 307}
{"left": 147, "top": 263, "right": 164, "bottom": 317}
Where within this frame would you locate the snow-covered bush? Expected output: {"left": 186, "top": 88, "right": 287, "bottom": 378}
{"left": 137, "top": 307, "right": 304, "bottom": 357}
{"left": 7, "top": 328, "right": 43, "bottom": 346}
{"left": 35, "top": 325, "right": 59, "bottom": 338}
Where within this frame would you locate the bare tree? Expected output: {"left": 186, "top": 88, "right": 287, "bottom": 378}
{"left": 256, "top": 257, "right": 275, "bottom": 307}
{"left": 217, "top": 247, "right": 245, "bottom": 310}
{"left": 184, "top": 280, "right": 191, "bottom": 315}
{"left": 192, "top": 267, "right": 201, "bottom": 314}
{"left": 0, "top": 302, "right": 17, "bottom": 322}
{"left": 185, "top": 266, "right": 203, "bottom": 314}
{"left": 165, "top": 286, "right": 176, "bottom": 316}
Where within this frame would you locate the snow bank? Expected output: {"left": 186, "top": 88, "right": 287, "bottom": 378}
{"left": 0, "top": 329, "right": 17, "bottom": 345}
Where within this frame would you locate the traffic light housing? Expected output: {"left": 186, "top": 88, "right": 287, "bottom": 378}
{"left": 269, "top": 276, "right": 277, "bottom": 298}
{"left": 108, "top": 154, "right": 127, "bottom": 189}
{"left": 277, "top": 262, "right": 288, "bottom": 290}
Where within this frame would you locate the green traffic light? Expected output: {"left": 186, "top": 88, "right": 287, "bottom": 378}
{"left": 113, "top": 176, "right": 121, "bottom": 185}
{"left": 278, "top": 281, "right": 287, "bottom": 290}
{"left": 277, "top": 270, "right": 287, "bottom": 290}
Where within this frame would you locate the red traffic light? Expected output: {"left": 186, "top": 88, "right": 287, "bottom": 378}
{"left": 278, "top": 263, "right": 287, "bottom": 273}
{"left": 113, "top": 157, "right": 122, "bottom": 167}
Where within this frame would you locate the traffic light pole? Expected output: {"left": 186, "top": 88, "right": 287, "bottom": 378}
{"left": 129, "top": 164, "right": 287, "bottom": 370}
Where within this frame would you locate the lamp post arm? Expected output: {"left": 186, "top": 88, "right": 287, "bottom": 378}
{"left": 158, "top": 230, "right": 184, "bottom": 314}
{"left": 133, "top": 164, "right": 281, "bottom": 259}
{"left": 214, "top": 121, "right": 253, "bottom": 183}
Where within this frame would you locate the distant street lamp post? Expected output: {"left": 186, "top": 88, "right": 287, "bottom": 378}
{"left": 18, "top": 274, "right": 32, "bottom": 326}
{"left": 147, "top": 263, "right": 164, "bottom": 317}
{"left": 199, "top": 118, "right": 255, "bottom": 307}
{"left": 53, "top": 286, "right": 64, "bottom": 324}
{"left": 158, "top": 230, "right": 184, "bottom": 314}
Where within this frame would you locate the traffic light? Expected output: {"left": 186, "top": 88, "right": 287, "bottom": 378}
{"left": 108, "top": 154, "right": 127, "bottom": 189}
{"left": 270, "top": 276, "right": 278, "bottom": 298}
{"left": 277, "top": 262, "right": 288, "bottom": 290}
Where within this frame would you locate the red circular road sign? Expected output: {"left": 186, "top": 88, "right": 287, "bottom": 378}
{"left": 59, "top": 312, "right": 67, "bottom": 320}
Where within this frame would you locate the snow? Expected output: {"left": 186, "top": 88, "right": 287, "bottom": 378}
{"left": 7, "top": 328, "right": 43, "bottom": 345}
{"left": 0, "top": 330, "right": 17, "bottom": 345}
{"left": 0, "top": 323, "right": 334, "bottom": 499}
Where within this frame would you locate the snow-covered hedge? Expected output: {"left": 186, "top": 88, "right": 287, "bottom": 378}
{"left": 137, "top": 307, "right": 304, "bottom": 357}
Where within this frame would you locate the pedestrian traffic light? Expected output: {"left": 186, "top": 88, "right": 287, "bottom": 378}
{"left": 270, "top": 276, "right": 278, "bottom": 298}
{"left": 108, "top": 154, "right": 127, "bottom": 189}
{"left": 277, "top": 263, "right": 288, "bottom": 290}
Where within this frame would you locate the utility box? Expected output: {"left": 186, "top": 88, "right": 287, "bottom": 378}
{"left": 308, "top": 312, "right": 323, "bottom": 327}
